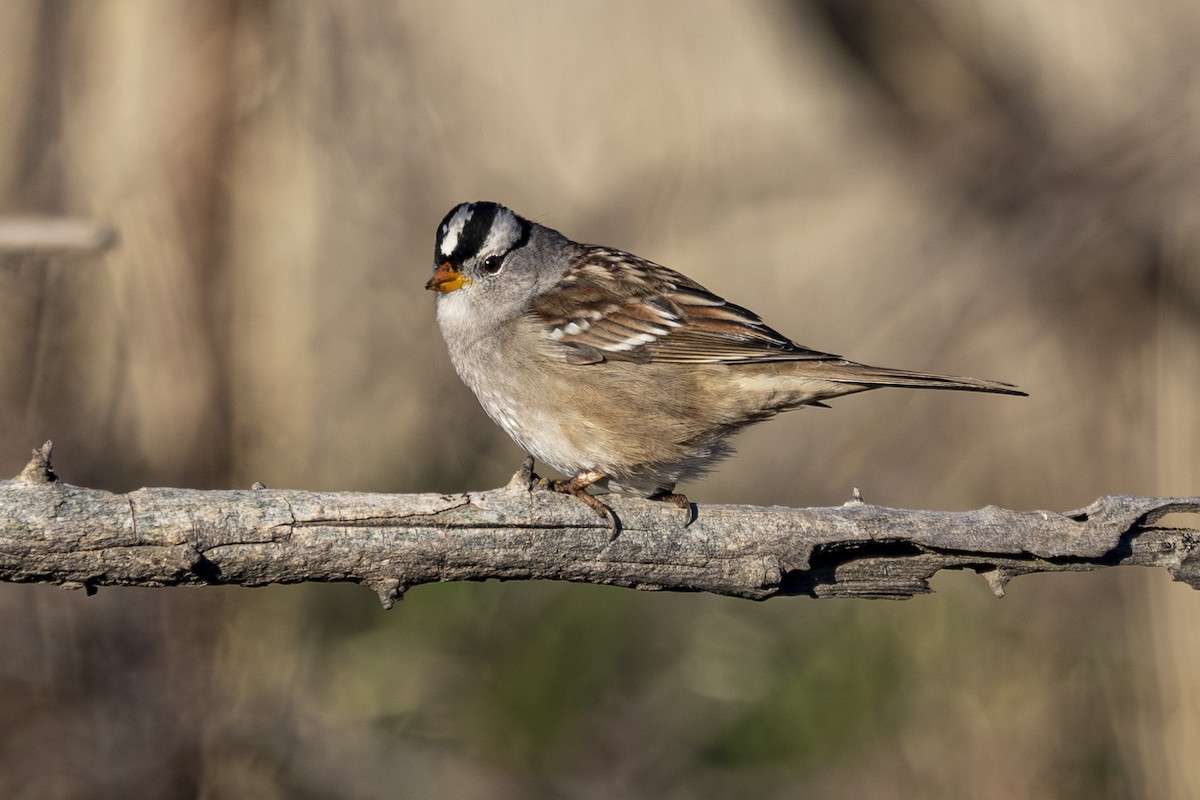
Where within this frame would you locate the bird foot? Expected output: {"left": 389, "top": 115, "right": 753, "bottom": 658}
{"left": 648, "top": 489, "right": 696, "bottom": 527}
{"left": 550, "top": 471, "right": 620, "bottom": 539}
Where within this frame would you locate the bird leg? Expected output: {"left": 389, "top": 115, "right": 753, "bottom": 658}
{"left": 550, "top": 470, "right": 620, "bottom": 537}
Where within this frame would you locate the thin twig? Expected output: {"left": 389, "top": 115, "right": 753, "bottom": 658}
{"left": 0, "top": 216, "right": 117, "bottom": 253}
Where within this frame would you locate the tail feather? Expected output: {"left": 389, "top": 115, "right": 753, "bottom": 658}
{"left": 804, "top": 360, "right": 1027, "bottom": 396}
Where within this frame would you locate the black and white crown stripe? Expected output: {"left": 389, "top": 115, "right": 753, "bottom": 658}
{"left": 436, "top": 202, "right": 530, "bottom": 266}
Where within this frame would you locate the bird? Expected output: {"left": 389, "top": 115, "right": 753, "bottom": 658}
{"left": 426, "top": 201, "right": 1024, "bottom": 528}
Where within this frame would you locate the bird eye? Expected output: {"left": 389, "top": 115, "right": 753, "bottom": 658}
{"left": 482, "top": 255, "right": 503, "bottom": 274}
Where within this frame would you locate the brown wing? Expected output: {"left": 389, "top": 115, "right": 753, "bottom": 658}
{"left": 527, "top": 247, "right": 838, "bottom": 365}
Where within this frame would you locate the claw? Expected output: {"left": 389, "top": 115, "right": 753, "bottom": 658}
{"left": 648, "top": 489, "right": 696, "bottom": 527}
{"left": 550, "top": 470, "right": 620, "bottom": 539}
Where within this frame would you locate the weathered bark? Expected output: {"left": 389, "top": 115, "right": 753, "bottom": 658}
{"left": 2, "top": 443, "right": 1197, "bottom": 608}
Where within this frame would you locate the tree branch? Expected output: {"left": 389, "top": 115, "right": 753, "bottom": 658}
{"left": 2, "top": 443, "right": 1197, "bottom": 608}
{"left": 0, "top": 216, "right": 117, "bottom": 253}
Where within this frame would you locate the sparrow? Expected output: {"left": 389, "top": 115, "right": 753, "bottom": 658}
{"left": 426, "top": 201, "right": 1024, "bottom": 528}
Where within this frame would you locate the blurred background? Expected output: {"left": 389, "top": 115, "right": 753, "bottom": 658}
{"left": 1, "top": 1, "right": 1198, "bottom": 797}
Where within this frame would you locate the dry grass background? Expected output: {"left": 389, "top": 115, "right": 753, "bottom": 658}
{"left": 1, "top": 1, "right": 1198, "bottom": 797}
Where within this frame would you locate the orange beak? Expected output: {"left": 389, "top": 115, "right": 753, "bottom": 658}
{"left": 425, "top": 262, "right": 472, "bottom": 293}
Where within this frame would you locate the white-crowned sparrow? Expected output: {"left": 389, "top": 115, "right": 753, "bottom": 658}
{"left": 426, "top": 201, "right": 1024, "bottom": 524}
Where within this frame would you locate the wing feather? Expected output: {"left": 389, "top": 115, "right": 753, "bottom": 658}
{"left": 528, "top": 247, "right": 837, "bottom": 365}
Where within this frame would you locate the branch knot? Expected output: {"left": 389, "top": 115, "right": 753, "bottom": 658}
{"left": 15, "top": 441, "right": 58, "bottom": 485}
